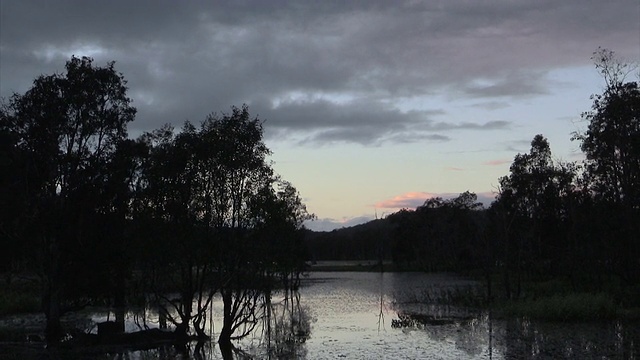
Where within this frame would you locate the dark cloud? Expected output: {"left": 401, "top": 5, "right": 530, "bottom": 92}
{"left": 1, "top": 0, "right": 638, "bottom": 145}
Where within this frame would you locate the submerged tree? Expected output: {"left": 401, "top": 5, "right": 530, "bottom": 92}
{"left": 1, "top": 56, "right": 136, "bottom": 342}
{"left": 134, "top": 106, "right": 312, "bottom": 345}
{"left": 199, "top": 106, "right": 312, "bottom": 346}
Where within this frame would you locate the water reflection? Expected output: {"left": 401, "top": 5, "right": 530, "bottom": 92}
{"left": 1, "top": 272, "right": 638, "bottom": 359}
{"left": 299, "top": 272, "right": 638, "bottom": 359}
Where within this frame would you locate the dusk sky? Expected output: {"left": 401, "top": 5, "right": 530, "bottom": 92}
{"left": 1, "top": 1, "right": 639, "bottom": 231}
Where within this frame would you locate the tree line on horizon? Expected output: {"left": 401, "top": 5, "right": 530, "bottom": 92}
{"left": 0, "top": 56, "right": 313, "bottom": 347}
{"left": 307, "top": 48, "right": 639, "bottom": 303}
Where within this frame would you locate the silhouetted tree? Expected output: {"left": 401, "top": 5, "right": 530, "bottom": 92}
{"left": 388, "top": 192, "right": 486, "bottom": 272}
{"left": 1, "top": 56, "right": 135, "bottom": 342}
{"left": 572, "top": 48, "right": 640, "bottom": 284}
{"left": 133, "top": 105, "right": 312, "bottom": 345}
{"left": 577, "top": 48, "right": 639, "bottom": 208}
{"left": 494, "top": 135, "right": 576, "bottom": 298}
{"left": 197, "top": 106, "right": 293, "bottom": 346}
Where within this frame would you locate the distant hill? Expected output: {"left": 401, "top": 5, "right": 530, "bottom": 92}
{"left": 303, "top": 218, "right": 394, "bottom": 261}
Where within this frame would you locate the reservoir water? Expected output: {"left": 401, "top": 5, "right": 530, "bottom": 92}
{"left": 1, "top": 271, "right": 638, "bottom": 359}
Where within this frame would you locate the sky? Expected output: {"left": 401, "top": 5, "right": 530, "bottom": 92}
{"left": 1, "top": 1, "right": 639, "bottom": 231}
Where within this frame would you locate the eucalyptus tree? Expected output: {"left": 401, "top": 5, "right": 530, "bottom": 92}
{"left": 196, "top": 105, "right": 293, "bottom": 345}
{"left": 578, "top": 48, "right": 639, "bottom": 208}
{"left": 494, "top": 135, "right": 576, "bottom": 297}
{"left": 573, "top": 48, "right": 640, "bottom": 284}
{"left": 137, "top": 105, "right": 312, "bottom": 343}
{"left": 0, "top": 56, "right": 136, "bottom": 342}
{"left": 134, "top": 122, "right": 215, "bottom": 339}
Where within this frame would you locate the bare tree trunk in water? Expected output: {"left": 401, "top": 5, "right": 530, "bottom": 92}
{"left": 175, "top": 291, "right": 193, "bottom": 339}
{"left": 44, "top": 283, "right": 62, "bottom": 343}
{"left": 218, "top": 341, "right": 234, "bottom": 359}
{"left": 114, "top": 267, "right": 126, "bottom": 333}
{"left": 218, "top": 289, "right": 233, "bottom": 345}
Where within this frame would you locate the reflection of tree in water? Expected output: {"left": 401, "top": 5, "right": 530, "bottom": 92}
{"left": 222, "top": 289, "right": 313, "bottom": 359}
{"left": 390, "top": 284, "right": 488, "bottom": 357}
{"left": 262, "top": 290, "right": 313, "bottom": 359}
{"left": 391, "top": 310, "right": 488, "bottom": 357}
{"left": 494, "top": 318, "right": 640, "bottom": 359}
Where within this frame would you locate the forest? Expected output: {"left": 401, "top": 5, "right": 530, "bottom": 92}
{"left": 0, "top": 48, "right": 638, "bottom": 351}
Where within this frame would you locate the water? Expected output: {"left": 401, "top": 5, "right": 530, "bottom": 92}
{"left": 1, "top": 272, "right": 638, "bottom": 359}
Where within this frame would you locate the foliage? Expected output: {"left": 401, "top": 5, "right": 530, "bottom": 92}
{"left": 1, "top": 56, "right": 136, "bottom": 342}
{"left": 388, "top": 191, "right": 486, "bottom": 272}
{"left": 578, "top": 79, "right": 640, "bottom": 207}
{"left": 0, "top": 57, "right": 312, "bottom": 346}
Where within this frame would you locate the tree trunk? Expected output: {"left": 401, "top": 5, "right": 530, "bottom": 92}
{"left": 44, "top": 287, "right": 62, "bottom": 343}
{"left": 174, "top": 292, "right": 192, "bottom": 339}
{"left": 218, "top": 289, "right": 233, "bottom": 345}
{"left": 114, "top": 271, "right": 126, "bottom": 333}
{"left": 43, "top": 239, "right": 63, "bottom": 344}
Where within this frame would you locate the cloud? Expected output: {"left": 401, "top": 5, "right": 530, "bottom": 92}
{"left": 461, "top": 71, "right": 550, "bottom": 98}
{"left": 483, "top": 159, "right": 511, "bottom": 166}
{"left": 375, "top": 192, "right": 443, "bottom": 210}
{"left": 304, "top": 215, "right": 374, "bottom": 232}
{"left": 1, "top": 1, "right": 638, "bottom": 145}
{"left": 469, "top": 101, "right": 510, "bottom": 110}
{"left": 261, "top": 98, "right": 504, "bottom": 145}
{"left": 503, "top": 139, "right": 534, "bottom": 153}
{"left": 305, "top": 190, "right": 498, "bottom": 231}
{"left": 376, "top": 191, "right": 498, "bottom": 210}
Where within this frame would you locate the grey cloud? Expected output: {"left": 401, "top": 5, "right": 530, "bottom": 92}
{"left": 259, "top": 98, "right": 506, "bottom": 145}
{"left": 1, "top": 0, "right": 638, "bottom": 145}
{"left": 504, "top": 139, "right": 535, "bottom": 153}
{"left": 428, "top": 120, "right": 510, "bottom": 131}
{"left": 469, "top": 101, "right": 510, "bottom": 111}
{"left": 461, "top": 71, "right": 550, "bottom": 98}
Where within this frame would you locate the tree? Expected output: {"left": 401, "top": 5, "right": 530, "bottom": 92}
{"left": 573, "top": 48, "right": 640, "bottom": 284}
{"left": 1, "top": 56, "right": 135, "bottom": 342}
{"left": 494, "top": 135, "right": 576, "bottom": 297}
{"left": 388, "top": 192, "right": 486, "bottom": 272}
{"left": 197, "top": 105, "right": 283, "bottom": 346}
{"left": 134, "top": 105, "right": 312, "bottom": 345}
{"left": 577, "top": 48, "right": 640, "bottom": 208}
